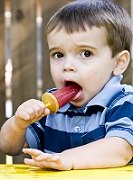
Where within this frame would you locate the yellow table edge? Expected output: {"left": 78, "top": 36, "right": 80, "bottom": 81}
{"left": 0, "top": 164, "right": 133, "bottom": 180}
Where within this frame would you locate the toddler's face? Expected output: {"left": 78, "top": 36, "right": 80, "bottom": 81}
{"left": 47, "top": 26, "right": 117, "bottom": 107}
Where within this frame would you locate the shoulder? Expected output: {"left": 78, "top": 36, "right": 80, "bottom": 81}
{"left": 106, "top": 84, "right": 133, "bottom": 121}
{"left": 108, "top": 85, "right": 133, "bottom": 108}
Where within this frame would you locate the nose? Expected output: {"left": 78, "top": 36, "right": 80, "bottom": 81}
{"left": 63, "top": 56, "right": 76, "bottom": 72}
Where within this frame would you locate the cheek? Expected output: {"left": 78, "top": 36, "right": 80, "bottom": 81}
{"left": 92, "top": 68, "right": 111, "bottom": 81}
{"left": 83, "top": 67, "right": 111, "bottom": 89}
{"left": 51, "top": 70, "right": 59, "bottom": 81}
{"left": 50, "top": 66, "right": 62, "bottom": 84}
{"left": 50, "top": 63, "right": 57, "bottom": 75}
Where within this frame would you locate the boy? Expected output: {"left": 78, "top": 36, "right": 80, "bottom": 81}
{"left": 0, "top": 0, "right": 133, "bottom": 170}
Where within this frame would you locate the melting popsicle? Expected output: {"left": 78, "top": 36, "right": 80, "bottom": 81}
{"left": 42, "top": 83, "right": 81, "bottom": 113}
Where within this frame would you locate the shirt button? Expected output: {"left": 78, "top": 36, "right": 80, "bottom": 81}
{"left": 74, "top": 126, "right": 81, "bottom": 132}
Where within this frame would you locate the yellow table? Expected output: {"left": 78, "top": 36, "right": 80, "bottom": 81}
{"left": 0, "top": 164, "right": 133, "bottom": 180}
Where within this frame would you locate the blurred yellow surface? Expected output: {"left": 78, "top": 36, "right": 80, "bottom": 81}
{"left": 0, "top": 164, "right": 133, "bottom": 180}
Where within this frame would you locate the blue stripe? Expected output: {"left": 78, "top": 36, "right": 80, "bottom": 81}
{"left": 70, "top": 134, "right": 83, "bottom": 148}
{"left": 82, "top": 125, "right": 106, "bottom": 143}
{"left": 44, "top": 125, "right": 106, "bottom": 153}
{"left": 61, "top": 105, "right": 104, "bottom": 118}
{"left": 106, "top": 101, "right": 133, "bottom": 122}
{"left": 29, "top": 116, "right": 47, "bottom": 150}
{"left": 44, "top": 126, "right": 73, "bottom": 153}
{"left": 30, "top": 123, "right": 45, "bottom": 151}
{"left": 85, "top": 106, "right": 104, "bottom": 116}
{"left": 106, "top": 91, "right": 123, "bottom": 108}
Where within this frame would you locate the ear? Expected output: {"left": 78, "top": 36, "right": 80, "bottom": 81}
{"left": 113, "top": 50, "right": 130, "bottom": 76}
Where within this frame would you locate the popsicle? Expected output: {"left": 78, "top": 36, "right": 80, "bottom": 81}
{"left": 42, "top": 83, "right": 81, "bottom": 113}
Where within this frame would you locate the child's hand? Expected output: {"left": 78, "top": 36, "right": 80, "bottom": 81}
{"left": 14, "top": 99, "right": 50, "bottom": 129}
{"left": 23, "top": 148, "right": 73, "bottom": 170}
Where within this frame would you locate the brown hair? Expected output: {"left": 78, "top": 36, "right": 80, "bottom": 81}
{"left": 46, "top": 0, "right": 133, "bottom": 57}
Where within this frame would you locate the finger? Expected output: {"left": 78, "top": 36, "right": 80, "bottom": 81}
{"left": 23, "top": 107, "right": 37, "bottom": 120}
{"left": 36, "top": 154, "right": 52, "bottom": 161}
{"left": 32, "top": 101, "right": 50, "bottom": 116}
{"left": 36, "top": 154, "right": 59, "bottom": 162}
{"left": 32, "top": 99, "right": 45, "bottom": 109}
{"left": 44, "top": 108, "right": 50, "bottom": 115}
{"left": 16, "top": 99, "right": 45, "bottom": 119}
{"left": 15, "top": 111, "right": 31, "bottom": 121}
{"left": 23, "top": 148, "right": 43, "bottom": 157}
{"left": 24, "top": 158, "right": 37, "bottom": 167}
{"left": 29, "top": 102, "right": 45, "bottom": 119}
{"left": 15, "top": 105, "right": 36, "bottom": 121}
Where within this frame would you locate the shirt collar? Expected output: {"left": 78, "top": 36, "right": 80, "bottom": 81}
{"left": 86, "top": 75, "right": 123, "bottom": 108}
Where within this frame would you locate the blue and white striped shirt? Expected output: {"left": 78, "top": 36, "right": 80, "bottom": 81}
{"left": 26, "top": 75, "right": 133, "bottom": 162}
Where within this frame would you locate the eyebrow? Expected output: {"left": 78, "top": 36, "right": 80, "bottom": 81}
{"left": 75, "top": 44, "right": 97, "bottom": 50}
{"left": 49, "top": 44, "right": 96, "bottom": 53}
{"left": 49, "top": 47, "right": 60, "bottom": 53}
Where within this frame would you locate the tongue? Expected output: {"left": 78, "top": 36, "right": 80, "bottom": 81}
{"left": 42, "top": 83, "right": 81, "bottom": 113}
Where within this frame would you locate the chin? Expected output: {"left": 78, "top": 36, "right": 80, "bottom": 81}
{"left": 70, "top": 101, "right": 86, "bottom": 108}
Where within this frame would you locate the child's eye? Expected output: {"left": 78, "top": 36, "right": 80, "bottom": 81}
{"left": 80, "top": 50, "right": 92, "bottom": 58}
{"left": 52, "top": 52, "right": 64, "bottom": 59}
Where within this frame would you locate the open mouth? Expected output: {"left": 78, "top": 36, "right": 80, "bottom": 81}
{"left": 65, "top": 81, "right": 81, "bottom": 89}
{"left": 64, "top": 81, "right": 82, "bottom": 101}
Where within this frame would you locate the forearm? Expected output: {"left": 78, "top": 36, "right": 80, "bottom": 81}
{"left": 0, "top": 116, "right": 28, "bottom": 156}
{"left": 61, "top": 137, "right": 133, "bottom": 169}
